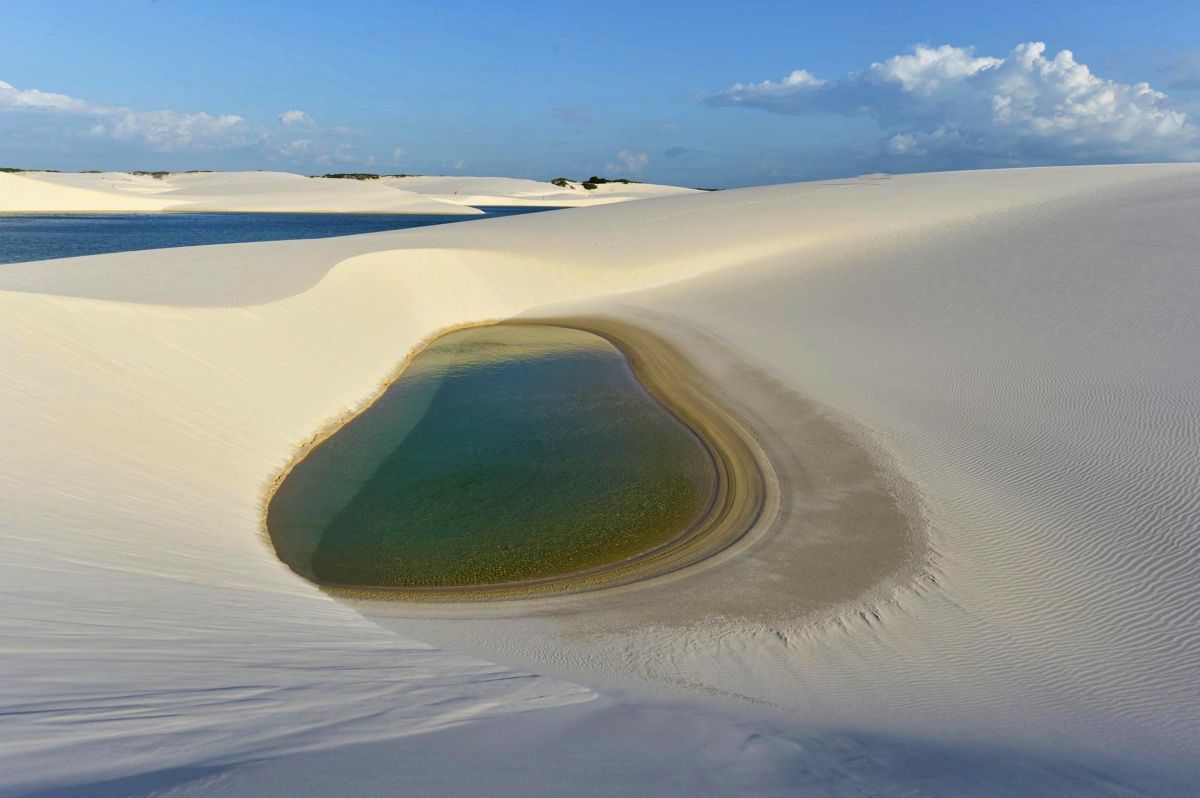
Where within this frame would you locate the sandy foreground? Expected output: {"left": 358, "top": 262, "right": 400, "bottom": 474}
{"left": 0, "top": 170, "right": 698, "bottom": 214}
{"left": 1, "top": 165, "right": 1198, "bottom": 795}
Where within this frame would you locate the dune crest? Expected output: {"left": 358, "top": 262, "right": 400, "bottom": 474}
{"left": 1, "top": 164, "right": 1198, "bottom": 794}
{"left": 0, "top": 169, "right": 698, "bottom": 214}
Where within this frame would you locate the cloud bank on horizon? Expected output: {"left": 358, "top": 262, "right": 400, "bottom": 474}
{"left": 711, "top": 42, "right": 1199, "bottom": 169}
{"left": 0, "top": 79, "right": 254, "bottom": 153}
{"left": 2, "top": 40, "right": 1197, "bottom": 181}
{"left": 0, "top": 80, "right": 386, "bottom": 169}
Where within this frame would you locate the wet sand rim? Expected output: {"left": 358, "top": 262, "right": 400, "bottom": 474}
{"left": 261, "top": 315, "right": 769, "bottom": 602}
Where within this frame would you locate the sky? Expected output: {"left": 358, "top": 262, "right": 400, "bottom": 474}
{"left": 1, "top": 0, "right": 1199, "bottom": 187}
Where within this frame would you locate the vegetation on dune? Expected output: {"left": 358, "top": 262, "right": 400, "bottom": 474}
{"left": 586, "top": 176, "right": 640, "bottom": 185}
{"left": 2, "top": 169, "right": 214, "bottom": 177}
{"left": 311, "top": 173, "right": 421, "bottom": 179}
{"left": 547, "top": 175, "right": 643, "bottom": 191}
{"left": 0, "top": 167, "right": 719, "bottom": 192}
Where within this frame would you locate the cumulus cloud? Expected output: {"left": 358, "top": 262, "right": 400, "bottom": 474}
{"left": 0, "top": 78, "right": 385, "bottom": 169}
{"left": 101, "top": 111, "right": 253, "bottom": 151}
{"left": 278, "top": 109, "right": 315, "bottom": 126}
{"left": 277, "top": 139, "right": 314, "bottom": 158}
{"left": 606, "top": 149, "right": 649, "bottom": 174}
{"left": 711, "top": 42, "right": 1199, "bottom": 166}
{"left": 1, "top": 78, "right": 255, "bottom": 152}
{"left": 0, "top": 79, "right": 89, "bottom": 112}
{"left": 391, "top": 147, "right": 405, "bottom": 164}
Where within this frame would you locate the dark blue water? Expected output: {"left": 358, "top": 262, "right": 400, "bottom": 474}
{"left": 0, "top": 207, "right": 554, "bottom": 265}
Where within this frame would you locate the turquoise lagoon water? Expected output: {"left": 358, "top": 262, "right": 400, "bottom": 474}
{"left": 267, "top": 324, "right": 716, "bottom": 589}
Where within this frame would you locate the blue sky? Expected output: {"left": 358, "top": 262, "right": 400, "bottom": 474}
{"left": 2, "top": 0, "right": 1198, "bottom": 186}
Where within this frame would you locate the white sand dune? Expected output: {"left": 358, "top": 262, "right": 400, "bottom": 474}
{"left": 380, "top": 174, "right": 702, "bottom": 207}
{"left": 0, "top": 170, "right": 477, "bottom": 214}
{"left": 1, "top": 164, "right": 1198, "bottom": 795}
{"left": 0, "top": 171, "right": 171, "bottom": 213}
{"left": 0, "top": 170, "right": 697, "bottom": 214}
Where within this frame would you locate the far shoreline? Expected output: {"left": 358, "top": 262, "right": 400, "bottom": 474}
{"left": 0, "top": 208, "right": 488, "bottom": 216}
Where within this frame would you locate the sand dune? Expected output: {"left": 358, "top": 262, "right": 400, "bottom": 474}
{"left": 0, "top": 171, "right": 172, "bottom": 212}
{"left": 1, "top": 164, "right": 1198, "bottom": 795}
{"left": 0, "top": 170, "right": 697, "bottom": 214}
{"left": 380, "top": 175, "right": 703, "bottom": 207}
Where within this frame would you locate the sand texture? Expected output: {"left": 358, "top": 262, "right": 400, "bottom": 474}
{"left": 1, "top": 164, "right": 1198, "bottom": 795}
{"left": 0, "top": 170, "right": 697, "bottom": 214}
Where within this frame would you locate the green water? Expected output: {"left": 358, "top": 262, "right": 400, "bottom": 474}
{"left": 267, "top": 324, "right": 717, "bottom": 589}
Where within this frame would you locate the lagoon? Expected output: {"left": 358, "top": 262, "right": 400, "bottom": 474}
{"left": 0, "top": 208, "right": 551, "bottom": 264}
{"left": 267, "top": 324, "right": 718, "bottom": 591}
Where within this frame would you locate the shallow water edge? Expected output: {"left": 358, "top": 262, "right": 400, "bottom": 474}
{"left": 261, "top": 316, "right": 769, "bottom": 601}
{"left": 352, "top": 313, "right": 928, "bottom": 704}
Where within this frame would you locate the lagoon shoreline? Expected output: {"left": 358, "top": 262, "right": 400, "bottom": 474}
{"left": 353, "top": 307, "right": 925, "bottom": 629}
{"left": 264, "top": 315, "right": 774, "bottom": 602}
{"left": 4, "top": 165, "right": 1198, "bottom": 793}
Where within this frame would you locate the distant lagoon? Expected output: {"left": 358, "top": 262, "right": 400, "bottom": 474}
{"left": 0, "top": 207, "right": 554, "bottom": 264}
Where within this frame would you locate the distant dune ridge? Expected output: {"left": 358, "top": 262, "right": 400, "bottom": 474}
{"left": 0, "top": 164, "right": 1198, "bottom": 796}
{"left": 0, "top": 169, "right": 699, "bottom": 214}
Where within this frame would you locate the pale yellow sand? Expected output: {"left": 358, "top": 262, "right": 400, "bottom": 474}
{"left": 0, "top": 170, "right": 697, "bottom": 213}
{"left": 2, "top": 164, "right": 1198, "bottom": 793}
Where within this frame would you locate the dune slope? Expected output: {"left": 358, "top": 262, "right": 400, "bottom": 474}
{"left": 0, "top": 170, "right": 697, "bottom": 213}
{"left": 0, "top": 164, "right": 1197, "bottom": 795}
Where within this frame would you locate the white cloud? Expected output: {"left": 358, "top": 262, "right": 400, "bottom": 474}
{"left": 278, "top": 139, "right": 314, "bottom": 159}
{"left": 885, "top": 133, "right": 924, "bottom": 156}
{"left": 106, "top": 110, "right": 252, "bottom": 151}
{"left": 606, "top": 149, "right": 649, "bottom": 174}
{"left": 0, "top": 79, "right": 386, "bottom": 169}
{"left": 0, "top": 79, "right": 89, "bottom": 111}
{"left": 717, "top": 69, "right": 824, "bottom": 102}
{"left": 0, "top": 78, "right": 255, "bottom": 152}
{"left": 278, "top": 109, "right": 315, "bottom": 126}
{"left": 711, "top": 42, "right": 1199, "bottom": 166}
{"left": 310, "top": 142, "right": 368, "bottom": 168}
{"left": 0, "top": 79, "right": 668, "bottom": 175}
